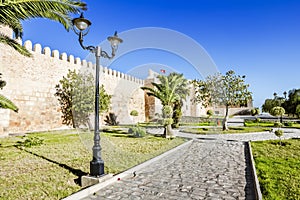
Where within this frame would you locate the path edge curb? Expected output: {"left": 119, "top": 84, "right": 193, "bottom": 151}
{"left": 247, "top": 141, "right": 262, "bottom": 200}
{"left": 62, "top": 139, "right": 193, "bottom": 200}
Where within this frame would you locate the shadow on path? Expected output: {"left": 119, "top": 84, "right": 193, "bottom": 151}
{"left": 15, "top": 146, "right": 88, "bottom": 186}
{"left": 243, "top": 143, "right": 257, "bottom": 200}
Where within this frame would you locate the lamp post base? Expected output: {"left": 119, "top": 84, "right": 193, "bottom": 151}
{"left": 90, "top": 160, "right": 104, "bottom": 177}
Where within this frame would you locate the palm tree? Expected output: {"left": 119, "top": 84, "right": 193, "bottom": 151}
{"left": 0, "top": 0, "right": 87, "bottom": 56}
{"left": 141, "top": 72, "right": 189, "bottom": 138}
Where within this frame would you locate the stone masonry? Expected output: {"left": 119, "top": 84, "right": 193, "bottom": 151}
{"left": 0, "top": 26, "right": 145, "bottom": 136}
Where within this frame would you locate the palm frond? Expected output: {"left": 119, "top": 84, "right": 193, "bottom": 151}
{"left": 0, "top": 94, "right": 19, "bottom": 112}
{"left": 0, "top": 0, "right": 87, "bottom": 37}
{"left": 0, "top": 33, "right": 31, "bottom": 56}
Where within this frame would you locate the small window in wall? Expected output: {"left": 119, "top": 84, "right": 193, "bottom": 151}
{"left": 215, "top": 111, "right": 219, "bottom": 115}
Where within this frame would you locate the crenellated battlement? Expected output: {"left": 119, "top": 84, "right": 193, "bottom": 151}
{"left": 0, "top": 32, "right": 145, "bottom": 135}
{"left": 20, "top": 39, "right": 144, "bottom": 85}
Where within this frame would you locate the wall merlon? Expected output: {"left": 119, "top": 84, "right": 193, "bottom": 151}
{"left": 68, "top": 55, "right": 75, "bottom": 64}
{"left": 60, "top": 52, "right": 68, "bottom": 61}
{"left": 51, "top": 50, "right": 59, "bottom": 58}
{"left": 43, "top": 47, "right": 51, "bottom": 56}
{"left": 75, "top": 57, "right": 81, "bottom": 64}
{"left": 82, "top": 59, "right": 87, "bottom": 67}
{"left": 33, "top": 43, "right": 42, "bottom": 53}
{"left": 24, "top": 40, "right": 32, "bottom": 51}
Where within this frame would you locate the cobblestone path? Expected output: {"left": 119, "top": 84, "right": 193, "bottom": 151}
{"left": 82, "top": 139, "right": 255, "bottom": 200}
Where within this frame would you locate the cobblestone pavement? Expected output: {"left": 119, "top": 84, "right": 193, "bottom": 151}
{"left": 82, "top": 138, "right": 256, "bottom": 200}
{"left": 79, "top": 129, "right": 300, "bottom": 200}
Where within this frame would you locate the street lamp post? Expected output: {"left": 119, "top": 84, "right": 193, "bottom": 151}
{"left": 72, "top": 13, "right": 123, "bottom": 177}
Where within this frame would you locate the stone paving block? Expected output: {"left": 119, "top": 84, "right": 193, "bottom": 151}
{"left": 81, "top": 139, "right": 257, "bottom": 200}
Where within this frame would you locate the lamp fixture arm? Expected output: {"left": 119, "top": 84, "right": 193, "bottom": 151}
{"left": 78, "top": 32, "right": 116, "bottom": 59}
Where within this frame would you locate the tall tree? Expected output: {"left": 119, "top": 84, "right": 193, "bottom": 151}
{"left": 55, "top": 69, "right": 111, "bottom": 128}
{"left": 141, "top": 72, "right": 189, "bottom": 137}
{"left": 193, "top": 70, "right": 252, "bottom": 131}
{"left": 0, "top": 73, "right": 18, "bottom": 112}
{"left": 0, "top": 0, "right": 86, "bottom": 56}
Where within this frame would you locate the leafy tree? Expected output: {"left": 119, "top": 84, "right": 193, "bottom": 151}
{"left": 141, "top": 72, "right": 189, "bottom": 137}
{"left": 0, "top": 73, "right": 18, "bottom": 112}
{"left": 193, "top": 70, "right": 252, "bottom": 131}
{"left": 283, "top": 89, "right": 300, "bottom": 117}
{"left": 55, "top": 69, "right": 111, "bottom": 128}
{"left": 262, "top": 99, "right": 280, "bottom": 113}
{"left": 270, "top": 106, "right": 285, "bottom": 120}
{"left": 0, "top": 0, "right": 86, "bottom": 56}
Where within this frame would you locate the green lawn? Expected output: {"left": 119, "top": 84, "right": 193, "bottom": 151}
{"left": 251, "top": 139, "right": 300, "bottom": 200}
{"left": 0, "top": 129, "right": 186, "bottom": 200}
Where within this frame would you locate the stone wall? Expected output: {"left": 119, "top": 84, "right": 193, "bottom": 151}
{"left": 0, "top": 31, "right": 144, "bottom": 136}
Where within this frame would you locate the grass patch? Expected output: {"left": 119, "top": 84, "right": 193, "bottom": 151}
{"left": 0, "top": 129, "right": 186, "bottom": 200}
{"left": 251, "top": 139, "right": 300, "bottom": 200}
{"left": 181, "top": 126, "right": 271, "bottom": 134}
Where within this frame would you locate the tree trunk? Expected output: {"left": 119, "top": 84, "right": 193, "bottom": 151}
{"left": 163, "top": 124, "right": 174, "bottom": 138}
{"left": 222, "top": 105, "right": 229, "bottom": 131}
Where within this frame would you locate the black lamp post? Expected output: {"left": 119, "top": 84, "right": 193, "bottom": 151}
{"left": 72, "top": 13, "right": 123, "bottom": 177}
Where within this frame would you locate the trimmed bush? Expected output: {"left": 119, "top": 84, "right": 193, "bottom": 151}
{"left": 284, "top": 121, "right": 293, "bottom": 127}
{"left": 274, "top": 121, "right": 282, "bottom": 128}
{"left": 128, "top": 126, "right": 146, "bottom": 138}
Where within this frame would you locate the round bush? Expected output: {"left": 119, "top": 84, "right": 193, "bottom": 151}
{"left": 274, "top": 129, "right": 283, "bottom": 137}
{"left": 274, "top": 121, "right": 282, "bottom": 128}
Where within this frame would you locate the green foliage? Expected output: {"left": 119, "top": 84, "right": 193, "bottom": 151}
{"left": 128, "top": 126, "right": 146, "bottom": 138}
{"left": 130, "top": 110, "right": 139, "bottom": 116}
{"left": 17, "top": 136, "right": 44, "bottom": 147}
{"left": 274, "top": 129, "right": 283, "bottom": 138}
{"left": 104, "top": 113, "right": 119, "bottom": 126}
{"left": 251, "top": 107, "right": 260, "bottom": 116}
{"left": 206, "top": 109, "right": 214, "bottom": 118}
{"left": 55, "top": 69, "right": 111, "bottom": 128}
{"left": 141, "top": 73, "right": 189, "bottom": 107}
{"left": 0, "top": 0, "right": 86, "bottom": 56}
{"left": 284, "top": 121, "right": 294, "bottom": 127}
{"left": 283, "top": 89, "right": 300, "bottom": 117}
{"left": 262, "top": 98, "right": 282, "bottom": 113}
{"left": 163, "top": 118, "right": 173, "bottom": 125}
{"left": 163, "top": 105, "right": 173, "bottom": 118}
{"left": 172, "top": 101, "right": 182, "bottom": 128}
{"left": 270, "top": 106, "right": 285, "bottom": 117}
{"left": 0, "top": 73, "right": 18, "bottom": 112}
{"left": 254, "top": 118, "right": 261, "bottom": 123}
{"left": 193, "top": 70, "right": 252, "bottom": 130}
{"left": 274, "top": 121, "right": 282, "bottom": 128}
{"left": 296, "top": 104, "right": 300, "bottom": 118}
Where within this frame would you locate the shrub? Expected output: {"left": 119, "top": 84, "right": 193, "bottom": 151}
{"left": 274, "top": 121, "right": 282, "bottom": 128}
{"left": 128, "top": 126, "right": 146, "bottom": 137}
{"left": 254, "top": 118, "right": 261, "bottom": 123}
{"left": 274, "top": 129, "right": 283, "bottom": 137}
{"left": 206, "top": 109, "right": 213, "bottom": 118}
{"left": 284, "top": 121, "right": 293, "bottom": 127}
{"left": 105, "top": 113, "right": 119, "bottom": 126}
{"left": 17, "top": 136, "right": 44, "bottom": 147}
{"left": 164, "top": 118, "right": 173, "bottom": 125}
{"left": 130, "top": 110, "right": 138, "bottom": 116}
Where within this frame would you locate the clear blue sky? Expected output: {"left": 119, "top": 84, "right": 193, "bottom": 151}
{"left": 22, "top": 0, "right": 300, "bottom": 108}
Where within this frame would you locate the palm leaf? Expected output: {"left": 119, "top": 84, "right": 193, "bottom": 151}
{"left": 0, "top": 0, "right": 87, "bottom": 37}
{"left": 0, "top": 94, "right": 19, "bottom": 112}
{"left": 0, "top": 33, "right": 31, "bottom": 56}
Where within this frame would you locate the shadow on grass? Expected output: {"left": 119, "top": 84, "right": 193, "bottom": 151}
{"left": 14, "top": 146, "right": 88, "bottom": 186}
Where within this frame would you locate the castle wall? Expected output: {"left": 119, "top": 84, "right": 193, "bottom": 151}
{"left": 0, "top": 36, "right": 144, "bottom": 136}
